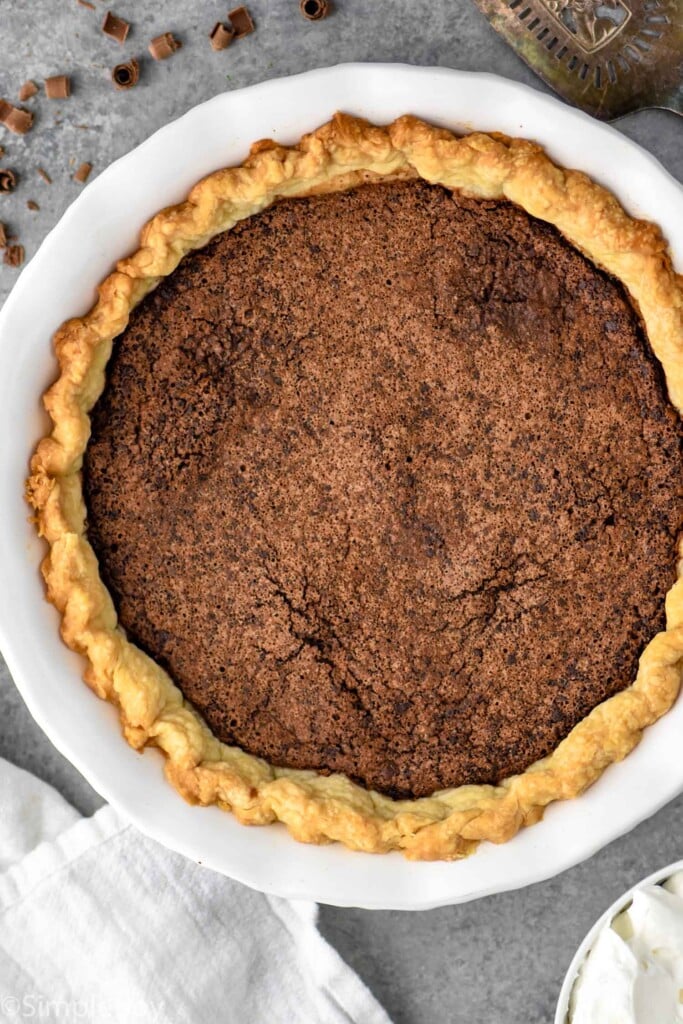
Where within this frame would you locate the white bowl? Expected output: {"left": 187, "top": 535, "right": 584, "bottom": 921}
{"left": 555, "top": 858, "right": 683, "bottom": 1023}
{"left": 1, "top": 64, "right": 682, "bottom": 910}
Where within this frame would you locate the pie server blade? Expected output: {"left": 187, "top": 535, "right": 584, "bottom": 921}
{"left": 470, "top": 0, "right": 682, "bottom": 119}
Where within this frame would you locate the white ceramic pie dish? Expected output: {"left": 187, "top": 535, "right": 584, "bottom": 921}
{"left": 1, "top": 64, "right": 682, "bottom": 910}
{"left": 554, "top": 857, "right": 683, "bottom": 1023}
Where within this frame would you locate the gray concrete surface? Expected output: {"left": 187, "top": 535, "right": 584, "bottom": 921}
{"left": 1, "top": 1, "right": 681, "bottom": 1021}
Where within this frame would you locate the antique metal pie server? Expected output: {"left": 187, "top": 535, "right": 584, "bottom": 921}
{"left": 471, "top": 0, "right": 682, "bottom": 118}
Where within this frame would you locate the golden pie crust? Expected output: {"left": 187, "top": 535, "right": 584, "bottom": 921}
{"left": 26, "top": 115, "right": 683, "bottom": 860}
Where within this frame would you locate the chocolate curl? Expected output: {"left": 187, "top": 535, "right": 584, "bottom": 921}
{"left": 209, "top": 22, "right": 235, "bottom": 50}
{"left": 0, "top": 169, "right": 17, "bottom": 193}
{"left": 149, "top": 32, "right": 182, "bottom": 60}
{"left": 3, "top": 244, "right": 24, "bottom": 267}
{"left": 300, "top": 0, "right": 330, "bottom": 19}
{"left": 102, "top": 11, "right": 130, "bottom": 44}
{"left": 18, "top": 81, "right": 38, "bottom": 102}
{"left": 73, "top": 162, "right": 93, "bottom": 184}
{"left": 45, "top": 75, "right": 72, "bottom": 100}
{"left": 0, "top": 101, "right": 33, "bottom": 135}
{"left": 112, "top": 60, "right": 140, "bottom": 90}
{"left": 228, "top": 6, "right": 254, "bottom": 37}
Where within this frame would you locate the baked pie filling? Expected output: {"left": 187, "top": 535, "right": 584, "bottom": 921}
{"left": 28, "top": 116, "right": 683, "bottom": 857}
{"left": 83, "top": 180, "right": 681, "bottom": 800}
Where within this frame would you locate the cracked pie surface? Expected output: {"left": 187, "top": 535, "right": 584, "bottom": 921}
{"left": 27, "top": 116, "right": 683, "bottom": 859}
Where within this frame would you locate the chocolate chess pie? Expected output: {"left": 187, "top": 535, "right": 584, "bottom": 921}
{"left": 27, "top": 116, "right": 683, "bottom": 859}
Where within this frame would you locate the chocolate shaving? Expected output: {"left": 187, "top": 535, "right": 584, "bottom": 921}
{"left": 3, "top": 244, "right": 24, "bottom": 267}
{"left": 228, "top": 6, "right": 254, "bottom": 37}
{"left": 300, "top": 0, "right": 330, "bottom": 18}
{"left": 0, "top": 102, "right": 33, "bottom": 135}
{"left": 112, "top": 59, "right": 139, "bottom": 90}
{"left": 148, "top": 32, "right": 182, "bottom": 60}
{"left": 74, "top": 162, "right": 92, "bottom": 184}
{"left": 6, "top": 108, "right": 33, "bottom": 134}
{"left": 37, "top": 166, "right": 52, "bottom": 184}
{"left": 102, "top": 11, "right": 130, "bottom": 44}
{"left": 18, "top": 81, "right": 38, "bottom": 102}
{"left": 209, "top": 22, "right": 235, "bottom": 51}
{"left": 77, "top": 0, "right": 96, "bottom": 8}
{"left": 0, "top": 169, "right": 17, "bottom": 193}
{"left": 45, "top": 75, "right": 72, "bottom": 100}
{"left": 27, "top": 199, "right": 40, "bottom": 211}
{"left": 0, "top": 223, "right": 6, "bottom": 248}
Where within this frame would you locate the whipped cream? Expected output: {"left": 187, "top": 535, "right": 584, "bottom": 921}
{"left": 570, "top": 870, "right": 683, "bottom": 1023}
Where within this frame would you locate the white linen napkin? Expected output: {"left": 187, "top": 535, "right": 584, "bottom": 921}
{"left": 0, "top": 757, "right": 391, "bottom": 1024}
